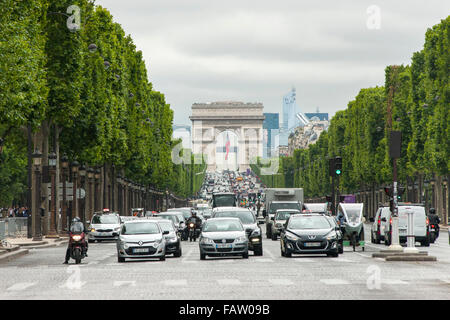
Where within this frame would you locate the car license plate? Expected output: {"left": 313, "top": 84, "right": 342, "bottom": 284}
{"left": 133, "top": 248, "right": 149, "bottom": 253}
{"left": 216, "top": 244, "right": 232, "bottom": 249}
{"left": 101, "top": 232, "right": 109, "bottom": 236}
{"left": 304, "top": 242, "right": 321, "bottom": 247}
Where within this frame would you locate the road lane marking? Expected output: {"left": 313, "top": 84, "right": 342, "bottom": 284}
{"left": 7, "top": 282, "right": 37, "bottom": 291}
{"left": 268, "top": 279, "right": 294, "bottom": 286}
{"left": 381, "top": 279, "right": 408, "bottom": 285}
{"left": 264, "top": 248, "right": 275, "bottom": 259}
{"left": 253, "top": 258, "right": 274, "bottom": 263}
{"left": 164, "top": 280, "right": 187, "bottom": 286}
{"left": 320, "top": 279, "right": 351, "bottom": 285}
{"left": 113, "top": 281, "right": 136, "bottom": 287}
{"left": 217, "top": 279, "right": 241, "bottom": 286}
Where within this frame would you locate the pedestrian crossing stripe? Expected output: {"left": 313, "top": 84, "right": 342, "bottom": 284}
{"left": 320, "top": 279, "right": 351, "bottom": 285}
{"left": 7, "top": 282, "right": 37, "bottom": 291}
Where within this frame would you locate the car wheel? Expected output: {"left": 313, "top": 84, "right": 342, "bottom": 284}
{"left": 338, "top": 244, "right": 344, "bottom": 254}
{"left": 117, "top": 256, "right": 125, "bottom": 263}
{"left": 271, "top": 233, "right": 277, "bottom": 241}
{"left": 242, "top": 251, "right": 249, "bottom": 259}
{"left": 371, "top": 233, "right": 375, "bottom": 244}
{"left": 160, "top": 255, "right": 166, "bottom": 261}
{"left": 88, "top": 239, "right": 94, "bottom": 244}
{"left": 266, "top": 226, "right": 271, "bottom": 239}
{"left": 174, "top": 247, "right": 182, "bottom": 257}
{"left": 327, "top": 252, "right": 338, "bottom": 258}
{"left": 254, "top": 247, "right": 263, "bottom": 256}
{"left": 200, "top": 253, "right": 206, "bottom": 260}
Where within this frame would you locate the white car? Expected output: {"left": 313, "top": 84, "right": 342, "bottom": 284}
{"left": 117, "top": 220, "right": 169, "bottom": 262}
{"left": 370, "top": 207, "right": 390, "bottom": 244}
{"left": 381, "top": 204, "right": 430, "bottom": 246}
{"left": 88, "top": 213, "right": 121, "bottom": 243}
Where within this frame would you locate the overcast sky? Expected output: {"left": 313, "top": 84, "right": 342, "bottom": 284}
{"left": 95, "top": 0, "right": 449, "bottom": 125}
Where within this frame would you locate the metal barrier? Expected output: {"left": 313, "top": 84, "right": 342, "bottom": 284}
{"left": 0, "top": 220, "right": 5, "bottom": 241}
{"left": 4, "top": 217, "right": 29, "bottom": 238}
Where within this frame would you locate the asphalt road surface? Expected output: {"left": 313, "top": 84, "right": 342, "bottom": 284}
{"left": 0, "top": 225, "right": 449, "bottom": 300}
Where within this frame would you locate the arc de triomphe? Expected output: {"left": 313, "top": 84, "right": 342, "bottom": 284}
{"left": 190, "top": 101, "right": 264, "bottom": 172}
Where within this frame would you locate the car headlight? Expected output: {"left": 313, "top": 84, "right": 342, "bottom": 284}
{"left": 90, "top": 228, "right": 95, "bottom": 232}
{"left": 122, "top": 242, "right": 129, "bottom": 249}
{"left": 275, "top": 223, "right": 283, "bottom": 228}
{"left": 154, "top": 238, "right": 162, "bottom": 246}
{"left": 200, "top": 237, "right": 214, "bottom": 244}
{"left": 114, "top": 227, "right": 120, "bottom": 232}
{"left": 326, "top": 232, "right": 337, "bottom": 241}
{"left": 285, "top": 233, "right": 299, "bottom": 241}
{"left": 235, "top": 236, "right": 247, "bottom": 243}
{"left": 251, "top": 228, "right": 261, "bottom": 237}
{"left": 168, "top": 237, "right": 178, "bottom": 242}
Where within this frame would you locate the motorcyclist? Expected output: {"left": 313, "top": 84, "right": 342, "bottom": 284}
{"left": 427, "top": 208, "right": 440, "bottom": 238}
{"left": 63, "top": 217, "right": 88, "bottom": 264}
{"left": 187, "top": 211, "right": 202, "bottom": 229}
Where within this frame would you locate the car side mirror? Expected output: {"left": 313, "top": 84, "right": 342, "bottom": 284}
{"left": 163, "top": 231, "right": 169, "bottom": 235}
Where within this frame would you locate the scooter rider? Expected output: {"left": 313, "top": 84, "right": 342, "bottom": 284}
{"left": 428, "top": 208, "right": 440, "bottom": 238}
{"left": 63, "top": 217, "right": 88, "bottom": 264}
{"left": 187, "top": 211, "right": 202, "bottom": 229}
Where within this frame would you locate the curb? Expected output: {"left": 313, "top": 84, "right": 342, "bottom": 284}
{"left": 11, "top": 241, "right": 46, "bottom": 247}
{"left": 27, "top": 240, "right": 68, "bottom": 249}
{"left": 385, "top": 255, "right": 437, "bottom": 261}
{"left": 0, "top": 248, "right": 29, "bottom": 263}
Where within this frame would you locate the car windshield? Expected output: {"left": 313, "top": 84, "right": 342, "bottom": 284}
{"left": 304, "top": 204, "right": 326, "bottom": 213}
{"left": 158, "top": 221, "right": 174, "bottom": 232}
{"left": 157, "top": 215, "right": 179, "bottom": 224}
{"left": 213, "top": 194, "right": 236, "bottom": 207}
{"left": 92, "top": 215, "right": 119, "bottom": 224}
{"left": 275, "top": 211, "right": 296, "bottom": 220}
{"left": 214, "top": 211, "right": 255, "bottom": 224}
{"left": 288, "top": 216, "right": 331, "bottom": 230}
{"left": 345, "top": 208, "right": 361, "bottom": 224}
{"left": 270, "top": 203, "right": 301, "bottom": 213}
{"left": 70, "top": 222, "right": 84, "bottom": 233}
{"left": 203, "top": 220, "right": 243, "bottom": 232}
{"left": 121, "top": 222, "right": 160, "bottom": 235}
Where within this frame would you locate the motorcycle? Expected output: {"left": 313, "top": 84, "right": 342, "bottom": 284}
{"left": 69, "top": 232, "right": 87, "bottom": 264}
{"left": 188, "top": 222, "right": 198, "bottom": 242}
{"left": 429, "top": 224, "right": 439, "bottom": 243}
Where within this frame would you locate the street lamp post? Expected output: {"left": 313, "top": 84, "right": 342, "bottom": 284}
{"left": 32, "top": 149, "right": 43, "bottom": 241}
{"left": 47, "top": 152, "right": 58, "bottom": 238}
{"left": 71, "top": 161, "right": 79, "bottom": 219}
{"left": 79, "top": 165, "right": 86, "bottom": 226}
{"left": 60, "top": 154, "right": 69, "bottom": 233}
{"left": 87, "top": 167, "right": 94, "bottom": 222}
{"left": 95, "top": 169, "right": 101, "bottom": 212}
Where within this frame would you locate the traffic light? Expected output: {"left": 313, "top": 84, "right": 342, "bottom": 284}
{"left": 257, "top": 192, "right": 261, "bottom": 199}
{"left": 334, "top": 156, "right": 342, "bottom": 176}
{"left": 397, "top": 186, "right": 405, "bottom": 200}
{"left": 384, "top": 186, "right": 393, "bottom": 197}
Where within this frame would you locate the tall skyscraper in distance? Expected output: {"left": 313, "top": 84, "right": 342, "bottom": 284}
{"left": 263, "top": 113, "right": 279, "bottom": 158}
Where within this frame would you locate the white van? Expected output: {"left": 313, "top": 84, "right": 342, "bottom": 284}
{"left": 381, "top": 205, "right": 430, "bottom": 246}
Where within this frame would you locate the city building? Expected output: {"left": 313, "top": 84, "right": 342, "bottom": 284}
{"left": 287, "top": 118, "right": 329, "bottom": 156}
{"left": 263, "top": 113, "right": 279, "bottom": 158}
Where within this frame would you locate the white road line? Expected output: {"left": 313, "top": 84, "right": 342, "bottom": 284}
{"left": 440, "top": 279, "right": 450, "bottom": 284}
{"left": 253, "top": 258, "right": 274, "bottom": 263}
{"left": 88, "top": 261, "right": 99, "bottom": 265}
{"left": 181, "top": 260, "right": 199, "bottom": 264}
{"left": 320, "top": 279, "right": 351, "bottom": 285}
{"left": 164, "top": 279, "right": 187, "bottom": 286}
{"left": 113, "top": 281, "right": 136, "bottom": 287}
{"left": 291, "top": 258, "right": 315, "bottom": 262}
{"left": 268, "top": 279, "right": 294, "bottom": 286}
{"left": 381, "top": 279, "right": 408, "bottom": 285}
{"left": 7, "top": 282, "right": 37, "bottom": 291}
{"left": 217, "top": 279, "right": 241, "bottom": 286}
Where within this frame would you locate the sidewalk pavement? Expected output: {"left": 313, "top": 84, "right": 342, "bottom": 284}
{"left": 0, "top": 236, "right": 69, "bottom": 263}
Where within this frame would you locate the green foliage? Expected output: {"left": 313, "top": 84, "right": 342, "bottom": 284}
{"left": 253, "top": 16, "right": 449, "bottom": 197}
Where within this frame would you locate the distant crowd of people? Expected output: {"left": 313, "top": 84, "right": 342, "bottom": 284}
{"left": 0, "top": 206, "right": 31, "bottom": 218}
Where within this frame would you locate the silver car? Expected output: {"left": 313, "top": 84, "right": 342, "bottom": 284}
{"left": 199, "top": 217, "right": 248, "bottom": 260}
{"left": 88, "top": 213, "right": 121, "bottom": 243}
{"left": 117, "top": 220, "right": 169, "bottom": 262}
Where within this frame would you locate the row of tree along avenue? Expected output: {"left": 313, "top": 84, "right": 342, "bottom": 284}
{"left": 0, "top": 1, "right": 205, "bottom": 235}
{"left": 252, "top": 16, "right": 449, "bottom": 224}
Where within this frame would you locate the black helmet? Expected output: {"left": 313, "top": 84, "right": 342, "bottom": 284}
{"left": 429, "top": 208, "right": 436, "bottom": 214}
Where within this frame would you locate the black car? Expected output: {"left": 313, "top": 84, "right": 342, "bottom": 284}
{"left": 280, "top": 214, "right": 340, "bottom": 257}
{"left": 155, "top": 219, "right": 182, "bottom": 257}
{"left": 325, "top": 215, "right": 344, "bottom": 254}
